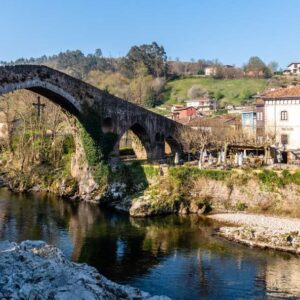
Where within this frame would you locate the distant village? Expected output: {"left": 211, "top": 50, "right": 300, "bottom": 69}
{"left": 168, "top": 62, "right": 300, "bottom": 166}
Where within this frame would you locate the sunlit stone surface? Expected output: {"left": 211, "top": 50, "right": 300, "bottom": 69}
{"left": 0, "top": 240, "right": 169, "bottom": 300}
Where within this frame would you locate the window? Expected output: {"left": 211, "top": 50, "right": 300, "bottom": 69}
{"left": 281, "top": 110, "right": 288, "bottom": 121}
{"left": 281, "top": 134, "right": 288, "bottom": 145}
{"left": 257, "top": 112, "right": 263, "bottom": 121}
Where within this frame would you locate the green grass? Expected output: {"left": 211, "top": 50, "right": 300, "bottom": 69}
{"left": 169, "top": 167, "right": 231, "bottom": 182}
{"left": 162, "top": 77, "right": 268, "bottom": 105}
{"left": 257, "top": 169, "right": 300, "bottom": 191}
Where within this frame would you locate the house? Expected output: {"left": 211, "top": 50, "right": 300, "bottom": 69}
{"left": 227, "top": 105, "right": 247, "bottom": 114}
{"left": 260, "top": 85, "right": 300, "bottom": 163}
{"left": 204, "top": 66, "right": 216, "bottom": 76}
{"left": 283, "top": 62, "right": 300, "bottom": 76}
{"left": 204, "top": 65, "right": 234, "bottom": 76}
{"left": 170, "top": 106, "right": 198, "bottom": 123}
{"left": 184, "top": 98, "right": 216, "bottom": 113}
{"left": 255, "top": 100, "right": 265, "bottom": 143}
{"left": 171, "top": 104, "right": 185, "bottom": 112}
{"left": 241, "top": 107, "right": 257, "bottom": 137}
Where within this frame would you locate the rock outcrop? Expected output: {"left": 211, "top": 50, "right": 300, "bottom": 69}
{"left": 218, "top": 226, "right": 300, "bottom": 254}
{"left": 0, "top": 240, "right": 169, "bottom": 300}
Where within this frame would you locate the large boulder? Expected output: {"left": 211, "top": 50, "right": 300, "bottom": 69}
{"left": 0, "top": 240, "right": 170, "bottom": 300}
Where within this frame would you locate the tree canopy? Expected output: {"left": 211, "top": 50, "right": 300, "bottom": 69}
{"left": 121, "top": 42, "right": 167, "bottom": 78}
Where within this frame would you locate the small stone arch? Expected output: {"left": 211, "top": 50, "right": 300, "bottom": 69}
{"left": 165, "top": 136, "right": 183, "bottom": 156}
{"left": 102, "top": 117, "right": 113, "bottom": 133}
{"left": 116, "top": 123, "right": 152, "bottom": 160}
{"left": 155, "top": 132, "right": 165, "bottom": 143}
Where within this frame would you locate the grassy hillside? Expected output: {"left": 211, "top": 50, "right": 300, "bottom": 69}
{"left": 163, "top": 77, "right": 269, "bottom": 106}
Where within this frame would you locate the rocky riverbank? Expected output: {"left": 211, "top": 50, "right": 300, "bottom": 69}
{"left": 210, "top": 213, "right": 300, "bottom": 254}
{"left": 0, "top": 240, "right": 169, "bottom": 299}
{"left": 4, "top": 162, "right": 300, "bottom": 220}
{"left": 103, "top": 167, "right": 300, "bottom": 218}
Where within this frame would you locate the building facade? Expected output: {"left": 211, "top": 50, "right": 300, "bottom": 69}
{"left": 170, "top": 106, "right": 198, "bottom": 123}
{"left": 185, "top": 98, "right": 216, "bottom": 113}
{"left": 284, "top": 62, "right": 300, "bottom": 76}
{"left": 261, "top": 86, "right": 300, "bottom": 162}
{"left": 255, "top": 100, "right": 265, "bottom": 143}
{"left": 241, "top": 108, "right": 256, "bottom": 137}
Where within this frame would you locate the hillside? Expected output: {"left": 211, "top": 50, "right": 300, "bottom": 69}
{"left": 162, "top": 77, "right": 269, "bottom": 106}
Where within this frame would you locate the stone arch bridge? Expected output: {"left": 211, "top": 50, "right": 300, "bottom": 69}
{"left": 0, "top": 65, "right": 186, "bottom": 161}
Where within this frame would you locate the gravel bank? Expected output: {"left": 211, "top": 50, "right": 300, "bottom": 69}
{"left": 209, "top": 213, "right": 300, "bottom": 234}
{"left": 209, "top": 213, "right": 300, "bottom": 254}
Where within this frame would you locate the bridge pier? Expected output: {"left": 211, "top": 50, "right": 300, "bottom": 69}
{"left": 148, "top": 142, "right": 166, "bottom": 162}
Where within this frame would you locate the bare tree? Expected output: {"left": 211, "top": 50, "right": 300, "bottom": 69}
{"left": 179, "top": 127, "right": 212, "bottom": 168}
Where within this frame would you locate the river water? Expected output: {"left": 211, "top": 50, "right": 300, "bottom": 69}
{"left": 0, "top": 189, "right": 300, "bottom": 299}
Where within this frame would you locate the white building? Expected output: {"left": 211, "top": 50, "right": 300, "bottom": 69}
{"left": 204, "top": 66, "right": 216, "bottom": 76}
{"left": 204, "top": 65, "right": 234, "bottom": 76}
{"left": 284, "top": 62, "right": 300, "bottom": 76}
{"left": 261, "top": 86, "right": 300, "bottom": 163}
{"left": 184, "top": 98, "right": 216, "bottom": 113}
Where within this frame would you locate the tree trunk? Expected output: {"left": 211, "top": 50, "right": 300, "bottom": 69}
{"left": 223, "top": 142, "right": 228, "bottom": 165}
{"left": 198, "top": 146, "right": 205, "bottom": 169}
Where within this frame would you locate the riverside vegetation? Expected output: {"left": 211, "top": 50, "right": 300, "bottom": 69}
{"left": 2, "top": 91, "right": 300, "bottom": 219}
{"left": 3, "top": 91, "right": 300, "bottom": 261}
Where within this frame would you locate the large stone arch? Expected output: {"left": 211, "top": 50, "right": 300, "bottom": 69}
{"left": 1, "top": 81, "right": 82, "bottom": 118}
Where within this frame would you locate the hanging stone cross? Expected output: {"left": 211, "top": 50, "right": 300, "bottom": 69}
{"left": 32, "top": 96, "right": 46, "bottom": 117}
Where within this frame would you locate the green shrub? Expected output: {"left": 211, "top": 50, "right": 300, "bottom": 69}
{"left": 110, "top": 161, "right": 149, "bottom": 193}
{"left": 169, "top": 167, "right": 231, "bottom": 182}
{"left": 63, "top": 135, "right": 75, "bottom": 154}
{"left": 119, "top": 147, "right": 135, "bottom": 156}
{"left": 257, "top": 170, "right": 283, "bottom": 190}
{"left": 142, "top": 164, "right": 159, "bottom": 178}
{"left": 236, "top": 201, "right": 248, "bottom": 211}
{"left": 201, "top": 197, "right": 213, "bottom": 213}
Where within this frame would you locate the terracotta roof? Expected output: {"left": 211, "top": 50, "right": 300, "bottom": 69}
{"left": 260, "top": 86, "right": 300, "bottom": 99}
{"left": 255, "top": 99, "right": 264, "bottom": 106}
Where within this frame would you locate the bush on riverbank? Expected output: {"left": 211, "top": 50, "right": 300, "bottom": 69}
{"left": 128, "top": 166, "right": 300, "bottom": 217}
{"left": 169, "top": 167, "right": 231, "bottom": 181}
{"left": 257, "top": 169, "right": 300, "bottom": 191}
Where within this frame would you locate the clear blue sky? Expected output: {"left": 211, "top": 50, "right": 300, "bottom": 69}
{"left": 1, "top": 0, "right": 300, "bottom": 68}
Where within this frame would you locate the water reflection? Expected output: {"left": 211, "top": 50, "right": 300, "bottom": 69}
{"left": 0, "top": 188, "right": 300, "bottom": 299}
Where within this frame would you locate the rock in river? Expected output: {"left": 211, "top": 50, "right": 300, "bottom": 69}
{"left": 0, "top": 240, "right": 170, "bottom": 300}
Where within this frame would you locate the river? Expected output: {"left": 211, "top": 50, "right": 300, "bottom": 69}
{"left": 0, "top": 188, "right": 299, "bottom": 299}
